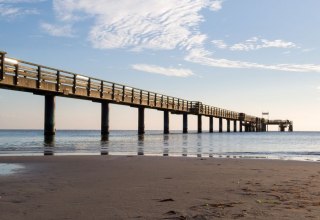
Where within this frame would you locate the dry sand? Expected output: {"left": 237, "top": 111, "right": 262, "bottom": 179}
{"left": 1, "top": 156, "right": 320, "bottom": 219}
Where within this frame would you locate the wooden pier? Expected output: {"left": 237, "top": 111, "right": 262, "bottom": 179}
{"left": 0, "top": 51, "right": 293, "bottom": 137}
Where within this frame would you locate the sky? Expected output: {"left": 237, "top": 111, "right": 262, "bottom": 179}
{"left": 1, "top": 0, "right": 320, "bottom": 131}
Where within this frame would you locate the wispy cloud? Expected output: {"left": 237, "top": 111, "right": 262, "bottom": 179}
{"left": 40, "top": 22, "right": 74, "bottom": 37}
{"left": 209, "top": 0, "right": 224, "bottom": 11}
{"left": 211, "top": 40, "right": 227, "bottom": 49}
{"left": 0, "top": 0, "right": 43, "bottom": 18}
{"left": 186, "top": 48, "right": 320, "bottom": 72}
{"left": 47, "top": 1, "right": 320, "bottom": 74}
{"left": 212, "top": 37, "right": 298, "bottom": 51}
{"left": 132, "top": 64, "right": 194, "bottom": 77}
{"left": 51, "top": 0, "right": 223, "bottom": 50}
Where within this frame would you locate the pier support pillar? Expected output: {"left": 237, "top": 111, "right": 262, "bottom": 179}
{"left": 209, "top": 116, "right": 214, "bottom": 133}
{"left": 198, "top": 115, "right": 202, "bottom": 133}
{"left": 289, "top": 124, "right": 293, "bottom": 132}
{"left": 183, "top": 113, "right": 188, "bottom": 133}
{"left": 227, "top": 119, "right": 230, "bottom": 132}
{"left": 239, "top": 121, "right": 243, "bottom": 132}
{"left": 44, "top": 95, "right": 56, "bottom": 136}
{"left": 219, "top": 118, "right": 223, "bottom": 132}
{"left": 101, "top": 102, "right": 109, "bottom": 136}
{"left": 256, "top": 118, "right": 260, "bottom": 132}
{"left": 245, "top": 123, "right": 249, "bottom": 132}
{"left": 234, "top": 120, "right": 237, "bottom": 132}
{"left": 138, "top": 107, "right": 145, "bottom": 135}
{"left": 164, "top": 110, "right": 169, "bottom": 134}
{"left": 280, "top": 125, "right": 285, "bottom": 132}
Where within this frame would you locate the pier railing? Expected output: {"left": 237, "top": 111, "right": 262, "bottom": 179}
{"left": 0, "top": 51, "right": 287, "bottom": 125}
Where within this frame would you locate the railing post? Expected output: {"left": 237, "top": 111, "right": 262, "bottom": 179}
{"left": 37, "top": 66, "right": 42, "bottom": 89}
{"left": 56, "top": 71, "right": 60, "bottom": 92}
{"left": 161, "top": 95, "right": 164, "bottom": 108}
{"left": 87, "top": 78, "right": 91, "bottom": 97}
{"left": 122, "top": 86, "right": 125, "bottom": 101}
{"left": 0, "top": 51, "right": 6, "bottom": 81}
{"left": 131, "top": 88, "right": 134, "bottom": 103}
{"left": 100, "top": 81, "right": 104, "bottom": 98}
{"left": 140, "top": 90, "right": 143, "bottom": 104}
{"left": 72, "top": 74, "right": 76, "bottom": 93}
{"left": 14, "top": 64, "right": 19, "bottom": 85}
{"left": 112, "top": 83, "right": 115, "bottom": 100}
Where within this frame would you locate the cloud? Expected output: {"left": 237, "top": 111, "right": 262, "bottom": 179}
{"left": 0, "top": 0, "right": 45, "bottom": 2}
{"left": 186, "top": 48, "right": 320, "bottom": 73}
{"left": 209, "top": 0, "right": 224, "bottom": 11}
{"left": 132, "top": 64, "right": 194, "bottom": 77}
{"left": 0, "top": 0, "right": 42, "bottom": 18}
{"left": 40, "top": 22, "right": 74, "bottom": 37}
{"left": 212, "top": 37, "right": 298, "bottom": 51}
{"left": 51, "top": 0, "right": 223, "bottom": 49}
{"left": 211, "top": 40, "right": 227, "bottom": 49}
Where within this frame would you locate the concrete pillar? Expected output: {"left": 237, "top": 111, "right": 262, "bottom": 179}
{"left": 183, "top": 113, "right": 188, "bottom": 133}
{"left": 280, "top": 125, "right": 285, "bottom": 132}
{"left": 198, "top": 115, "right": 202, "bottom": 133}
{"left": 44, "top": 95, "right": 55, "bottom": 136}
{"left": 164, "top": 110, "right": 169, "bottom": 134}
{"left": 239, "top": 121, "right": 243, "bottom": 132}
{"left": 227, "top": 119, "right": 230, "bottom": 132}
{"left": 138, "top": 107, "right": 145, "bottom": 135}
{"left": 101, "top": 102, "right": 109, "bottom": 136}
{"left": 245, "top": 123, "right": 248, "bottom": 132}
{"left": 289, "top": 124, "right": 293, "bottom": 132}
{"left": 234, "top": 120, "right": 237, "bottom": 132}
{"left": 256, "top": 118, "right": 260, "bottom": 132}
{"left": 209, "top": 116, "right": 213, "bottom": 133}
{"left": 219, "top": 118, "right": 223, "bottom": 132}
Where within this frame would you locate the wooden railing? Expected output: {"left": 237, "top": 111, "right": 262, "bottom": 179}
{"left": 0, "top": 51, "right": 263, "bottom": 122}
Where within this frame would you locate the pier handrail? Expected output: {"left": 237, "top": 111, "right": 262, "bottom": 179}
{"left": 0, "top": 51, "right": 289, "bottom": 124}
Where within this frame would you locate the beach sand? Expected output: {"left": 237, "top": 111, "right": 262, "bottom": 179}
{"left": 1, "top": 156, "right": 320, "bottom": 219}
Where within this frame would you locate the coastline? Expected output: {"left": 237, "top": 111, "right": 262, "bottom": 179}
{"left": 1, "top": 156, "right": 320, "bottom": 219}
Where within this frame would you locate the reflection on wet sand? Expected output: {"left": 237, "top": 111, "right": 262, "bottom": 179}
{"left": 163, "top": 134, "right": 169, "bottom": 156}
{"left": 101, "top": 135, "right": 109, "bottom": 155}
{"left": 44, "top": 135, "right": 55, "bottom": 156}
{"left": 197, "top": 134, "right": 202, "bottom": 157}
{"left": 182, "top": 134, "right": 188, "bottom": 157}
{"left": 137, "top": 135, "right": 144, "bottom": 156}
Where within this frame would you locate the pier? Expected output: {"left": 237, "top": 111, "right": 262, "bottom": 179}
{"left": 0, "top": 51, "right": 293, "bottom": 139}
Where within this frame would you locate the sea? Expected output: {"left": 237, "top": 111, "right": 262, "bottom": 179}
{"left": 0, "top": 130, "right": 320, "bottom": 162}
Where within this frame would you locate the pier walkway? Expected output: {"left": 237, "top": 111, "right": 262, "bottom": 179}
{"left": 0, "top": 51, "right": 293, "bottom": 137}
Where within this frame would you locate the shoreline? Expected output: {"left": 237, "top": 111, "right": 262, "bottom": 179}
{"left": 1, "top": 153, "right": 320, "bottom": 163}
{"left": 1, "top": 156, "right": 320, "bottom": 219}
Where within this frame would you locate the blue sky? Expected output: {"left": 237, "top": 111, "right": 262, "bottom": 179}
{"left": 1, "top": 0, "right": 320, "bottom": 131}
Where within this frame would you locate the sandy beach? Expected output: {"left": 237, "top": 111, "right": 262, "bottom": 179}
{"left": 1, "top": 156, "right": 320, "bottom": 219}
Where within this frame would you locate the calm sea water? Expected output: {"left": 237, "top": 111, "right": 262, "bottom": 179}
{"left": 0, "top": 130, "right": 320, "bottom": 161}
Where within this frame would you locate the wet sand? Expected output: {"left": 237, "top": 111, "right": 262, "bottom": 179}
{"left": 1, "top": 156, "right": 320, "bottom": 219}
